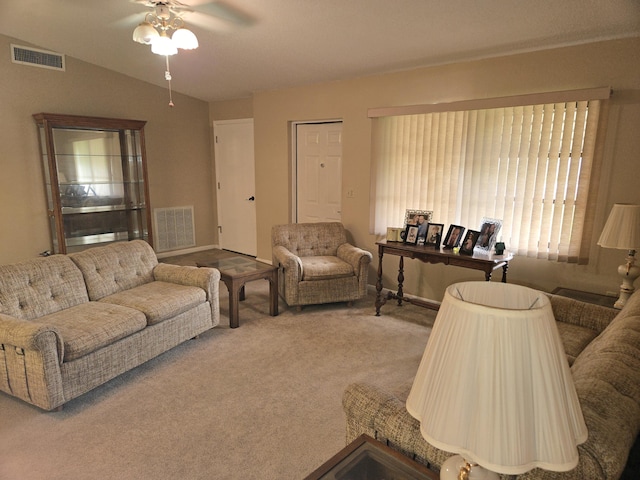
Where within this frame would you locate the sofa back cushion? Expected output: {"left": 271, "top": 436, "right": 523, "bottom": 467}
{"left": 0, "top": 255, "right": 88, "bottom": 320}
{"left": 70, "top": 240, "right": 158, "bottom": 301}
{"left": 272, "top": 222, "right": 347, "bottom": 257}
{"left": 569, "top": 290, "right": 640, "bottom": 479}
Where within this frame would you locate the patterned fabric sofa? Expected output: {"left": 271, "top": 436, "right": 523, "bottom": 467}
{"left": 272, "top": 222, "right": 372, "bottom": 308}
{"left": 0, "top": 240, "right": 220, "bottom": 411}
{"left": 343, "top": 290, "right": 640, "bottom": 480}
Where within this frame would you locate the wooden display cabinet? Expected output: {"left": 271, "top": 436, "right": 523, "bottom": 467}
{"left": 33, "top": 113, "right": 152, "bottom": 254}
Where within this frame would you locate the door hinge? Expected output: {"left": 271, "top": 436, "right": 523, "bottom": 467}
{"left": 218, "top": 226, "right": 222, "bottom": 233}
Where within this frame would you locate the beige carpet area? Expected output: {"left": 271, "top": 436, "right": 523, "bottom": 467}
{"left": 0, "top": 276, "right": 435, "bottom": 479}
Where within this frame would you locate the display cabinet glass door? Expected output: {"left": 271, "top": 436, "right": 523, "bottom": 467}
{"left": 34, "top": 113, "right": 152, "bottom": 254}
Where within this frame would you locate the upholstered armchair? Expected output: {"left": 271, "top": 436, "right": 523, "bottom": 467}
{"left": 271, "top": 222, "right": 372, "bottom": 309}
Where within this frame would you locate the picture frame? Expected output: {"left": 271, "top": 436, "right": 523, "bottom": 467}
{"left": 460, "top": 229, "right": 480, "bottom": 255}
{"left": 386, "top": 227, "right": 404, "bottom": 242}
{"left": 404, "top": 209, "right": 433, "bottom": 227}
{"left": 404, "top": 209, "right": 433, "bottom": 244}
{"left": 403, "top": 224, "right": 420, "bottom": 245}
{"left": 425, "top": 223, "right": 444, "bottom": 247}
{"left": 443, "top": 224, "right": 465, "bottom": 249}
{"left": 474, "top": 217, "right": 503, "bottom": 253}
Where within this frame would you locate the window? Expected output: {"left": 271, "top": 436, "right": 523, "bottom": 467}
{"left": 369, "top": 88, "right": 610, "bottom": 262}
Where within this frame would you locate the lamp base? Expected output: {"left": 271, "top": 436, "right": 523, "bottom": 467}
{"left": 614, "top": 251, "right": 640, "bottom": 309}
{"left": 440, "top": 455, "right": 500, "bottom": 480}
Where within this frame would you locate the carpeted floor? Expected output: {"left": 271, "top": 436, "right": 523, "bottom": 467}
{"left": 0, "top": 251, "right": 436, "bottom": 480}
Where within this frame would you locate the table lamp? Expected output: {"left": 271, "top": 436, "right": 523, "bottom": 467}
{"left": 406, "top": 282, "right": 587, "bottom": 480}
{"left": 597, "top": 204, "right": 640, "bottom": 309}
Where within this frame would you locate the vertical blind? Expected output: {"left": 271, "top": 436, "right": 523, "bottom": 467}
{"left": 370, "top": 88, "right": 609, "bottom": 262}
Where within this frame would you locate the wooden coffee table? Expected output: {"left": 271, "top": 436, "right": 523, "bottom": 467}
{"left": 197, "top": 256, "right": 278, "bottom": 328}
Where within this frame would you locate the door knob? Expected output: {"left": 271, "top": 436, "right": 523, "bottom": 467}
{"left": 248, "top": 196, "right": 255, "bottom": 201}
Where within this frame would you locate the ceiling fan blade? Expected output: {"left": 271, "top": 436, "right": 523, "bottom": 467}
{"left": 113, "top": 12, "right": 146, "bottom": 29}
{"left": 182, "top": 11, "right": 235, "bottom": 33}
{"left": 191, "top": 1, "right": 254, "bottom": 26}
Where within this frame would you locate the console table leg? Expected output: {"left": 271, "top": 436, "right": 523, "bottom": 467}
{"left": 485, "top": 271, "right": 492, "bottom": 281}
{"left": 375, "top": 247, "right": 385, "bottom": 316}
{"left": 502, "top": 263, "right": 509, "bottom": 283}
{"left": 397, "top": 256, "right": 405, "bottom": 306}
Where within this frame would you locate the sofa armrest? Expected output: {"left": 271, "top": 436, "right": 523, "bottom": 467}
{"left": 337, "top": 243, "right": 373, "bottom": 278}
{"left": 549, "top": 295, "right": 618, "bottom": 333}
{"left": 342, "top": 382, "right": 451, "bottom": 470}
{"left": 0, "top": 313, "right": 64, "bottom": 365}
{"left": 153, "top": 263, "right": 221, "bottom": 326}
{"left": 0, "top": 313, "right": 66, "bottom": 410}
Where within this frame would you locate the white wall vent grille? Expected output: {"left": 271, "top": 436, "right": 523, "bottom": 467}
{"left": 154, "top": 206, "right": 196, "bottom": 252}
{"left": 11, "top": 44, "right": 65, "bottom": 71}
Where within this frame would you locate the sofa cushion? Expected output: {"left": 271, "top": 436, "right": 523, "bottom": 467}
{"left": 40, "top": 302, "right": 147, "bottom": 362}
{"left": 70, "top": 240, "right": 158, "bottom": 301}
{"left": 300, "top": 256, "right": 354, "bottom": 281}
{"left": 556, "top": 321, "right": 599, "bottom": 366}
{"left": 0, "top": 255, "right": 89, "bottom": 320}
{"left": 99, "top": 281, "right": 206, "bottom": 325}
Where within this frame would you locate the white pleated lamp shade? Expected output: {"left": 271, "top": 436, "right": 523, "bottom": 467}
{"left": 406, "top": 282, "right": 587, "bottom": 475}
{"left": 597, "top": 204, "right": 640, "bottom": 250}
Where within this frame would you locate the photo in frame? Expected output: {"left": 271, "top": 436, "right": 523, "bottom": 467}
{"left": 403, "top": 224, "right": 420, "bottom": 245}
{"left": 404, "top": 209, "right": 433, "bottom": 226}
{"left": 475, "top": 217, "right": 503, "bottom": 253}
{"left": 443, "top": 224, "right": 465, "bottom": 248}
{"left": 460, "top": 229, "right": 480, "bottom": 255}
{"left": 425, "top": 223, "right": 444, "bottom": 247}
{"left": 404, "top": 209, "right": 433, "bottom": 243}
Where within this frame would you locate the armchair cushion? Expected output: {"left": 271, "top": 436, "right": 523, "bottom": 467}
{"left": 300, "top": 256, "right": 354, "bottom": 281}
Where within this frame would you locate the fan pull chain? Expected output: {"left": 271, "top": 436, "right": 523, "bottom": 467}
{"left": 165, "top": 55, "right": 175, "bottom": 107}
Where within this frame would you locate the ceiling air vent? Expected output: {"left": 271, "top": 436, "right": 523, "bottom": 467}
{"left": 11, "top": 44, "right": 65, "bottom": 71}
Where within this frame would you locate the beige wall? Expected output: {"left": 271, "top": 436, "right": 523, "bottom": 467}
{"left": 0, "top": 34, "right": 217, "bottom": 264}
{"left": 214, "top": 37, "right": 640, "bottom": 300}
{"left": 4, "top": 32, "right": 639, "bottom": 303}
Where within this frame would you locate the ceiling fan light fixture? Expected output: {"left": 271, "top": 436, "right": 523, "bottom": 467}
{"left": 151, "top": 33, "right": 178, "bottom": 56}
{"left": 132, "top": 21, "right": 159, "bottom": 45}
{"left": 172, "top": 27, "right": 199, "bottom": 50}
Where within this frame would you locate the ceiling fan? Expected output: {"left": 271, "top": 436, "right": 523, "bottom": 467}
{"left": 128, "top": 1, "right": 252, "bottom": 106}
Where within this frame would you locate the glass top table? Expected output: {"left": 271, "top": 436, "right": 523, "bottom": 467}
{"left": 304, "top": 434, "right": 439, "bottom": 480}
{"left": 197, "top": 256, "right": 278, "bottom": 328}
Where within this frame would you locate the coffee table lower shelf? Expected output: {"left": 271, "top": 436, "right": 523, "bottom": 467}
{"left": 304, "top": 434, "right": 439, "bottom": 480}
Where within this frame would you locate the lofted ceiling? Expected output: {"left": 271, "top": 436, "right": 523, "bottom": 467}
{"left": 2, "top": 1, "right": 639, "bottom": 102}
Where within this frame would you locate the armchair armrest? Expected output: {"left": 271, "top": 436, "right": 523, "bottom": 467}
{"left": 272, "top": 245, "right": 303, "bottom": 281}
{"left": 337, "top": 243, "right": 373, "bottom": 278}
{"left": 153, "top": 263, "right": 221, "bottom": 325}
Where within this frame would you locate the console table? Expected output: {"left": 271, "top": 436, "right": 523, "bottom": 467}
{"left": 375, "top": 240, "right": 513, "bottom": 315}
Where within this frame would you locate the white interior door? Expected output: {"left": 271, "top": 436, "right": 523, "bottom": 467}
{"left": 296, "top": 122, "right": 343, "bottom": 223}
{"left": 214, "top": 119, "right": 257, "bottom": 256}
